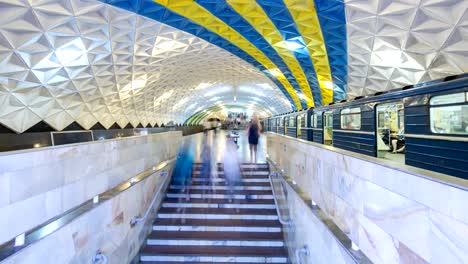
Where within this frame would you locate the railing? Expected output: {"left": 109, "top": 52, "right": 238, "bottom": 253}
{"left": 92, "top": 251, "right": 108, "bottom": 264}
{"left": 295, "top": 246, "right": 310, "bottom": 264}
{"left": 269, "top": 171, "right": 292, "bottom": 226}
{"left": 130, "top": 169, "right": 170, "bottom": 226}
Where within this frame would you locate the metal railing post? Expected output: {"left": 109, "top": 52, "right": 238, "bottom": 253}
{"left": 130, "top": 169, "right": 169, "bottom": 227}
{"left": 269, "top": 171, "right": 292, "bottom": 226}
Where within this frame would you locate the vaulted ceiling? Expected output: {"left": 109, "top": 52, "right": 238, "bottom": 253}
{"left": 0, "top": 0, "right": 467, "bottom": 133}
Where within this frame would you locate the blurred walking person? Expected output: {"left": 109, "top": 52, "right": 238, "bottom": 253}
{"left": 247, "top": 115, "right": 261, "bottom": 163}
{"left": 172, "top": 141, "right": 195, "bottom": 204}
{"left": 200, "top": 143, "right": 212, "bottom": 196}
{"left": 223, "top": 136, "right": 242, "bottom": 204}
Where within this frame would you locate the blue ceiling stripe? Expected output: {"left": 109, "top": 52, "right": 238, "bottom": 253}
{"left": 257, "top": 0, "right": 323, "bottom": 106}
{"left": 195, "top": 0, "right": 307, "bottom": 109}
{"left": 314, "top": 0, "right": 348, "bottom": 101}
{"left": 100, "top": 0, "right": 297, "bottom": 109}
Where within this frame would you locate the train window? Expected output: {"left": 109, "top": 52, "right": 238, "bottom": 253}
{"left": 297, "top": 115, "right": 302, "bottom": 137}
{"left": 288, "top": 117, "right": 295, "bottom": 127}
{"left": 376, "top": 102, "right": 405, "bottom": 163}
{"left": 310, "top": 113, "right": 318, "bottom": 128}
{"left": 340, "top": 107, "right": 361, "bottom": 130}
{"left": 323, "top": 111, "right": 333, "bottom": 146}
{"left": 430, "top": 92, "right": 468, "bottom": 135}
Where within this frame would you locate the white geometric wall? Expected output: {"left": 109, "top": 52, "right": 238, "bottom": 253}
{"left": 346, "top": 0, "right": 468, "bottom": 98}
{"left": 0, "top": 0, "right": 291, "bottom": 133}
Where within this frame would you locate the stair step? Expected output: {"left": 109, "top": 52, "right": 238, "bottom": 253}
{"left": 153, "top": 218, "right": 282, "bottom": 228}
{"left": 167, "top": 189, "right": 272, "bottom": 195}
{"left": 166, "top": 193, "right": 274, "bottom": 200}
{"left": 169, "top": 185, "right": 272, "bottom": 191}
{"left": 194, "top": 163, "right": 268, "bottom": 168}
{"left": 191, "top": 178, "right": 269, "bottom": 183}
{"left": 162, "top": 202, "right": 276, "bottom": 209}
{"left": 149, "top": 231, "right": 283, "bottom": 240}
{"left": 146, "top": 231, "right": 284, "bottom": 246}
{"left": 158, "top": 207, "right": 277, "bottom": 215}
{"left": 157, "top": 213, "right": 278, "bottom": 221}
{"left": 144, "top": 261, "right": 278, "bottom": 264}
{"left": 163, "top": 198, "right": 275, "bottom": 205}
{"left": 152, "top": 225, "right": 281, "bottom": 233}
{"left": 140, "top": 245, "right": 288, "bottom": 263}
{"left": 192, "top": 171, "right": 269, "bottom": 176}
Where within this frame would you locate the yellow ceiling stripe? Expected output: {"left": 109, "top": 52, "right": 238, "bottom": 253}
{"left": 153, "top": 0, "right": 303, "bottom": 109}
{"left": 226, "top": 0, "right": 314, "bottom": 107}
{"left": 283, "top": 0, "right": 334, "bottom": 105}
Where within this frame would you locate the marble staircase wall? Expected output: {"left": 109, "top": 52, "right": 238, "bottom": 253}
{"left": 1, "top": 165, "right": 173, "bottom": 264}
{"left": 0, "top": 131, "right": 183, "bottom": 245}
{"left": 266, "top": 133, "right": 468, "bottom": 264}
{"left": 271, "top": 175, "right": 357, "bottom": 264}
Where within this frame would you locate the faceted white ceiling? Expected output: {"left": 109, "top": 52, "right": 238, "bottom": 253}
{"left": 346, "top": 0, "right": 468, "bottom": 98}
{"left": 0, "top": 0, "right": 291, "bottom": 133}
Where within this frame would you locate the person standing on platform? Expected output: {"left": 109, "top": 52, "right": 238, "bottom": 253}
{"left": 247, "top": 115, "right": 261, "bottom": 163}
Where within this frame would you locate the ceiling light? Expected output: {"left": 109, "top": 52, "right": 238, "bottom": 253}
{"left": 194, "top": 82, "right": 211, "bottom": 90}
{"left": 268, "top": 68, "right": 282, "bottom": 77}
{"left": 321, "top": 81, "right": 334, "bottom": 90}
{"left": 284, "top": 40, "right": 304, "bottom": 51}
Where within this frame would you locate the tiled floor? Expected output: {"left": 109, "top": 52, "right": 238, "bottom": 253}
{"left": 189, "top": 129, "right": 267, "bottom": 163}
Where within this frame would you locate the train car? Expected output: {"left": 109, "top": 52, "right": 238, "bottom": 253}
{"left": 268, "top": 74, "right": 468, "bottom": 180}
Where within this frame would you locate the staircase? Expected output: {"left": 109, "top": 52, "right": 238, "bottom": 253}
{"left": 139, "top": 163, "right": 289, "bottom": 263}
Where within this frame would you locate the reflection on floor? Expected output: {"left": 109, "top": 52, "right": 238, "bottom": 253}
{"left": 378, "top": 150, "right": 405, "bottom": 164}
{"left": 189, "top": 129, "right": 266, "bottom": 163}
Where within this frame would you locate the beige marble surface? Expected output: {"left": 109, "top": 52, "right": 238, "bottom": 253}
{"left": 1, "top": 165, "right": 172, "bottom": 264}
{"left": 266, "top": 133, "right": 468, "bottom": 264}
{"left": 0, "top": 131, "right": 182, "bottom": 245}
{"left": 271, "top": 175, "right": 356, "bottom": 264}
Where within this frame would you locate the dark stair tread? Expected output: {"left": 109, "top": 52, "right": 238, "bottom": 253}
{"left": 167, "top": 189, "right": 272, "bottom": 195}
{"left": 153, "top": 218, "right": 282, "bottom": 227}
{"left": 148, "top": 231, "right": 283, "bottom": 240}
{"left": 190, "top": 175, "right": 269, "bottom": 179}
{"left": 158, "top": 207, "right": 277, "bottom": 215}
{"left": 141, "top": 261, "right": 272, "bottom": 264}
{"left": 188, "top": 181, "right": 270, "bottom": 186}
{"left": 141, "top": 262, "right": 273, "bottom": 264}
{"left": 163, "top": 198, "right": 275, "bottom": 204}
{"left": 140, "top": 245, "right": 287, "bottom": 257}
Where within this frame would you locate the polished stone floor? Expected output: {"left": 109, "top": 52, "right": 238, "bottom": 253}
{"left": 189, "top": 129, "right": 266, "bottom": 163}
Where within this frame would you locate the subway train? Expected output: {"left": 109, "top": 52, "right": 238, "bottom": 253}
{"left": 264, "top": 74, "right": 468, "bottom": 180}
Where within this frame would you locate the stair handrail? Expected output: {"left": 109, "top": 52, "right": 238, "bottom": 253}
{"left": 295, "top": 245, "right": 310, "bottom": 264}
{"left": 130, "top": 169, "right": 170, "bottom": 226}
{"left": 269, "top": 171, "right": 292, "bottom": 226}
{"left": 92, "top": 251, "right": 107, "bottom": 264}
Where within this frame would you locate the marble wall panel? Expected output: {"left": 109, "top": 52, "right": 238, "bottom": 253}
{"left": 273, "top": 176, "right": 357, "bottom": 264}
{"left": 1, "top": 161, "right": 172, "bottom": 264}
{"left": 0, "top": 131, "right": 182, "bottom": 245}
{"left": 266, "top": 133, "right": 468, "bottom": 264}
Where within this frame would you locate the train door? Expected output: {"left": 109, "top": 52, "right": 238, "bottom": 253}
{"left": 284, "top": 117, "right": 288, "bottom": 135}
{"left": 297, "top": 115, "right": 302, "bottom": 138}
{"left": 323, "top": 111, "right": 333, "bottom": 145}
{"left": 376, "top": 102, "right": 405, "bottom": 163}
{"left": 275, "top": 118, "right": 279, "bottom": 134}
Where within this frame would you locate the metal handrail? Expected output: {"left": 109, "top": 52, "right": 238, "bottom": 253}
{"left": 130, "top": 169, "right": 170, "bottom": 226}
{"left": 92, "top": 251, "right": 107, "bottom": 264}
{"left": 269, "top": 171, "right": 292, "bottom": 226}
{"left": 295, "top": 246, "right": 310, "bottom": 264}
